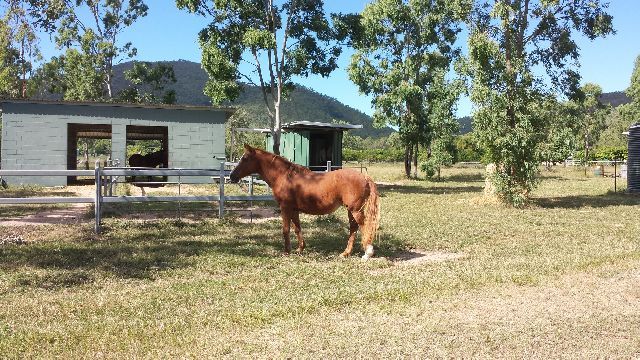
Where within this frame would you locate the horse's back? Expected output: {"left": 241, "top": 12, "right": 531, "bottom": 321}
{"left": 129, "top": 153, "right": 145, "bottom": 167}
{"left": 279, "top": 168, "right": 373, "bottom": 214}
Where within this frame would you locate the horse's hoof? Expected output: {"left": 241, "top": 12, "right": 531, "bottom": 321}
{"left": 361, "top": 254, "right": 371, "bottom": 261}
{"left": 365, "top": 245, "right": 374, "bottom": 257}
{"left": 339, "top": 252, "right": 350, "bottom": 258}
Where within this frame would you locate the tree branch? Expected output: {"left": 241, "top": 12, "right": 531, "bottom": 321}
{"left": 252, "top": 47, "right": 275, "bottom": 119}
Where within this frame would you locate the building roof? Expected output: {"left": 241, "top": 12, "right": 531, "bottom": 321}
{"left": 0, "top": 99, "right": 236, "bottom": 115}
{"left": 232, "top": 121, "right": 363, "bottom": 134}
{"left": 282, "top": 121, "right": 363, "bottom": 130}
{"left": 0, "top": 99, "right": 234, "bottom": 124}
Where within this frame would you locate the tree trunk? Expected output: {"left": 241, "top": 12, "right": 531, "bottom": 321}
{"left": 272, "top": 100, "right": 282, "bottom": 155}
{"left": 20, "top": 34, "right": 27, "bottom": 98}
{"left": 584, "top": 134, "right": 589, "bottom": 176}
{"left": 404, "top": 144, "right": 412, "bottom": 178}
{"left": 413, "top": 143, "right": 418, "bottom": 178}
{"left": 83, "top": 141, "right": 89, "bottom": 170}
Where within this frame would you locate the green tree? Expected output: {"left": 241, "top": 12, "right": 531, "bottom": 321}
{"left": 0, "top": 0, "right": 63, "bottom": 97}
{"left": 574, "top": 83, "right": 609, "bottom": 168}
{"left": 226, "top": 108, "right": 265, "bottom": 161}
{"left": 537, "top": 98, "right": 578, "bottom": 165}
{"left": 597, "top": 108, "right": 630, "bottom": 149}
{"left": 422, "top": 110, "right": 459, "bottom": 179}
{"left": 347, "top": 0, "right": 469, "bottom": 178}
{"left": 117, "top": 62, "right": 177, "bottom": 104}
{"left": 619, "top": 55, "right": 640, "bottom": 127}
{"left": 454, "top": 133, "right": 483, "bottom": 162}
{"left": 32, "top": 33, "right": 105, "bottom": 101}
{"left": 40, "top": 0, "right": 148, "bottom": 100}
{"left": 466, "top": 0, "right": 614, "bottom": 206}
{"left": 177, "top": 0, "right": 346, "bottom": 155}
{"left": 0, "top": 14, "right": 20, "bottom": 97}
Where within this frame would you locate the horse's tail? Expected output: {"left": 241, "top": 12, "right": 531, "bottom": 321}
{"left": 361, "top": 176, "right": 380, "bottom": 259}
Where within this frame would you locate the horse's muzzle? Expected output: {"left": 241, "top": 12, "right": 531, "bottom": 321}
{"left": 229, "top": 172, "right": 240, "bottom": 183}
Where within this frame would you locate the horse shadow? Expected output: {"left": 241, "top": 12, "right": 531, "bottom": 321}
{"left": 287, "top": 214, "right": 406, "bottom": 258}
{"left": 1, "top": 214, "right": 407, "bottom": 292}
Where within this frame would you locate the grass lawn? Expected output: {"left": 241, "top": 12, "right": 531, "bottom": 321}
{"left": 0, "top": 163, "right": 639, "bottom": 358}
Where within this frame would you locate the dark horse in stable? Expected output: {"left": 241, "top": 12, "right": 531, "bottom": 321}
{"left": 230, "top": 145, "right": 380, "bottom": 259}
{"left": 128, "top": 150, "right": 166, "bottom": 195}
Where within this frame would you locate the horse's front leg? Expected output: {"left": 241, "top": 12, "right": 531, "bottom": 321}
{"left": 280, "top": 208, "right": 292, "bottom": 254}
{"left": 291, "top": 211, "right": 305, "bottom": 254}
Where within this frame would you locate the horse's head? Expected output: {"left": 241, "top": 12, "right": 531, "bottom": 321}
{"left": 229, "top": 144, "right": 261, "bottom": 183}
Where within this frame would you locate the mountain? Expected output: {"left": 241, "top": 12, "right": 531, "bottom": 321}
{"left": 599, "top": 91, "right": 631, "bottom": 107}
{"left": 111, "top": 60, "right": 633, "bottom": 138}
{"left": 112, "top": 60, "right": 392, "bottom": 138}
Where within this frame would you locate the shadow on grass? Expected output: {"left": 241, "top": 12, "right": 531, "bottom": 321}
{"left": 0, "top": 214, "right": 407, "bottom": 291}
{"left": 281, "top": 215, "right": 407, "bottom": 258}
{"left": 534, "top": 193, "right": 640, "bottom": 209}
{"left": 378, "top": 184, "right": 483, "bottom": 195}
{"left": 443, "top": 173, "right": 485, "bottom": 183}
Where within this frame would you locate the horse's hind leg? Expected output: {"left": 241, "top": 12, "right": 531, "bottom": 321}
{"left": 341, "top": 211, "right": 362, "bottom": 258}
{"left": 291, "top": 211, "right": 305, "bottom": 254}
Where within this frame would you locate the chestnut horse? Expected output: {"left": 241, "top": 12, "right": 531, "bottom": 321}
{"left": 230, "top": 144, "right": 380, "bottom": 259}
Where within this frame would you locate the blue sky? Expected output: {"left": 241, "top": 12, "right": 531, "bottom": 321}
{"left": 37, "top": 1, "right": 640, "bottom": 118}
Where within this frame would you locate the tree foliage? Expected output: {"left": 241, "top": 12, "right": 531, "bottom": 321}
{"left": 0, "top": 0, "right": 64, "bottom": 98}
{"left": 619, "top": 55, "right": 640, "bottom": 127}
{"left": 348, "top": 0, "right": 469, "bottom": 178}
{"left": 573, "top": 83, "right": 609, "bottom": 165}
{"left": 466, "top": 0, "right": 614, "bottom": 206}
{"left": 0, "top": 13, "right": 20, "bottom": 98}
{"left": 33, "top": 0, "right": 148, "bottom": 101}
{"left": 177, "top": 0, "right": 346, "bottom": 155}
{"left": 117, "top": 62, "right": 177, "bottom": 104}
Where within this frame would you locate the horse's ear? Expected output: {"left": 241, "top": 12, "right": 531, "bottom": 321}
{"left": 244, "top": 144, "right": 255, "bottom": 153}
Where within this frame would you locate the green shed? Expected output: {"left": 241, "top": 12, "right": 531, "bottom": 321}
{"left": 265, "top": 121, "right": 362, "bottom": 171}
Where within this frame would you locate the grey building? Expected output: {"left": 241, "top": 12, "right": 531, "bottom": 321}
{"left": 0, "top": 100, "right": 233, "bottom": 186}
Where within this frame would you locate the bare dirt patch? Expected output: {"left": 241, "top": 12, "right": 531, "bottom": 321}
{"left": 0, "top": 203, "right": 90, "bottom": 226}
{"left": 391, "top": 249, "right": 466, "bottom": 265}
{"left": 231, "top": 207, "right": 280, "bottom": 223}
{"left": 370, "top": 249, "right": 466, "bottom": 273}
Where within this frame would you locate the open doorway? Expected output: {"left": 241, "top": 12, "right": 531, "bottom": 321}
{"left": 126, "top": 125, "right": 169, "bottom": 184}
{"left": 309, "top": 132, "right": 334, "bottom": 170}
{"left": 67, "top": 124, "right": 112, "bottom": 184}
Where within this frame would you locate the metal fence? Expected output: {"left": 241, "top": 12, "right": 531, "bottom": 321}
{"left": 0, "top": 161, "right": 274, "bottom": 234}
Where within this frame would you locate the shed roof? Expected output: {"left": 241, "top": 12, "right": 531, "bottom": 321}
{"left": 0, "top": 99, "right": 234, "bottom": 123}
{"left": 0, "top": 99, "right": 236, "bottom": 114}
{"left": 282, "top": 121, "right": 363, "bottom": 130}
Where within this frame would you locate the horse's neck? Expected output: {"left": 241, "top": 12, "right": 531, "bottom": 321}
{"left": 257, "top": 154, "right": 291, "bottom": 186}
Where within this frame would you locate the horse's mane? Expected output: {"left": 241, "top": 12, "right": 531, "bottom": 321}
{"left": 255, "top": 148, "right": 313, "bottom": 175}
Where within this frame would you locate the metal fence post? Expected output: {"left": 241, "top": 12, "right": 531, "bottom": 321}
{"left": 94, "top": 160, "right": 102, "bottom": 234}
{"left": 326, "top": 160, "right": 331, "bottom": 172}
{"left": 249, "top": 174, "right": 254, "bottom": 208}
{"left": 614, "top": 159, "right": 617, "bottom": 193}
{"left": 219, "top": 161, "right": 225, "bottom": 219}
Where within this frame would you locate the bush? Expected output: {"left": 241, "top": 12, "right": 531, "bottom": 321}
{"left": 420, "top": 160, "right": 437, "bottom": 178}
{"left": 575, "top": 146, "right": 627, "bottom": 161}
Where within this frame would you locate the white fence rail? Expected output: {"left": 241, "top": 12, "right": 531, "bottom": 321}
{"left": 0, "top": 161, "right": 274, "bottom": 233}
